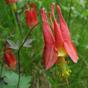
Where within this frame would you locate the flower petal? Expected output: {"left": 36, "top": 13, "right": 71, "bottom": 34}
{"left": 56, "top": 5, "right": 71, "bottom": 41}
{"left": 64, "top": 41, "right": 78, "bottom": 63}
{"left": 25, "top": 10, "right": 33, "bottom": 27}
{"left": 41, "top": 8, "right": 57, "bottom": 69}
{"left": 43, "top": 46, "right": 57, "bottom": 70}
{"left": 53, "top": 19, "right": 64, "bottom": 49}
{"left": 30, "top": 3, "right": 38, "bottom": 26}
{"left": 56, "top": 5, "right": 78, "bottom": 62}
{"left": 51, "top": 4, "right": 65, "bottom": 55}
{"left": 41, "top": 8, "right": 55, "bottom": 45}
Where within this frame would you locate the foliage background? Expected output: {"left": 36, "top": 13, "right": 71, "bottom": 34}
{"left": 0, "top": 0, "right": 88, "bottom": 88}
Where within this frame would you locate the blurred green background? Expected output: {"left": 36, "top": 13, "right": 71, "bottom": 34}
{"left": 0, "top": 0, "right": 88, "bottom": 88}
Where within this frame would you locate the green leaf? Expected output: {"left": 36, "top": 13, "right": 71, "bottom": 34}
{"left": 2, "top": 71, "right": 31, "bottom": 88}
{"left": 7, "top": 39, "right": 19, "bottom": 50}
{"left": 23, "top": 39, "right": 34, "bottom": 48}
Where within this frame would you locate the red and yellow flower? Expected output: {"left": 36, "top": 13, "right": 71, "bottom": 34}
{"left": 41, "top": 4, "right": 78, "bottom": 74}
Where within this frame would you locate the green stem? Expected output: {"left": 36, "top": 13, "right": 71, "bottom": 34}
{"left": 17, "top": 50, "right": 20, "bottom": 88}
{"left": 17, "top": 24, "right": 38, "bottom": 88}
{"left": 10, "top": 5, "right": 22, "bottom": 39}
{"left": 66, "top": 78, "right": 70, "bottom": 88}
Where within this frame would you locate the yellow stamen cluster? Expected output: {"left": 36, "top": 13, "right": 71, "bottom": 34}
{"left": 57, "top": 57, "right": 71, "bottom": 79}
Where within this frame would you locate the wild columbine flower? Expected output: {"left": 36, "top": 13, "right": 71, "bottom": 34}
{"left": 25, "top": 3, "right": 38, "bottom": 28}
{"left": 4, "top": 48, "right": 16, "bottom": 70}
{"left": 41, "top": 4, "right": 78, "bottom": 77}
{"left": 5, "top": 0, "right": 17, "bottom": 4}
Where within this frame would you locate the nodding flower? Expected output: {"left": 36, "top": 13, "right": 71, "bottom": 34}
{"left": 25, "top": 3, "right": 38, "bottom": 28}
{"left": 41, "top": 4, "right": 78, "bottom": 70}
{"left": 4, "top": 48, "right": 16, "bottom": 70}
{"left": 5, "top": 0, "right": 17, "bottom": 4}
